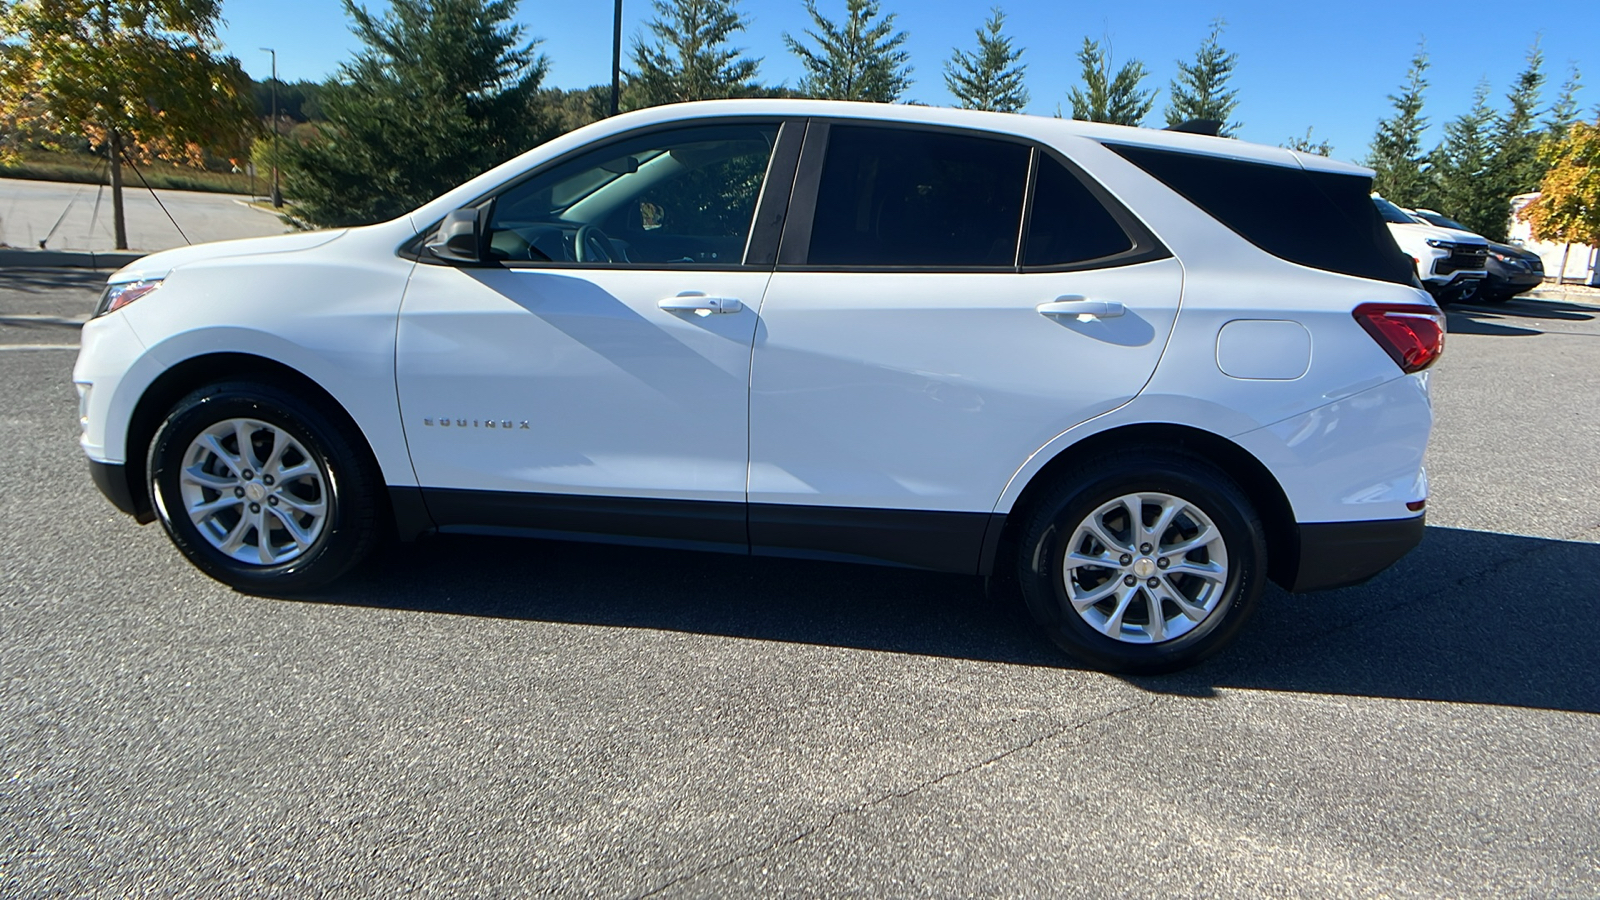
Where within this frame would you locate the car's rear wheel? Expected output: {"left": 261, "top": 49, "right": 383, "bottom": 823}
{"left": 1015, "top": 451, "right": 1267, "bottom": 673}
{"left": 147, "top": 382, "right": 380, "bottom": 593}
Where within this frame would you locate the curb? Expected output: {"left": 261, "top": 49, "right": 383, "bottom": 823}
{"left": 0, "top": 248, "right": 145, "bottom": 269}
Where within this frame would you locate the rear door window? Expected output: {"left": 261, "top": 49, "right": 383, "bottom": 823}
{"left": 805, "top": 125, "right": 1029, "bottom": 268}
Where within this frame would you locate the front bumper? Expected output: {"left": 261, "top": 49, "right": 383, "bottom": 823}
{"left": 1484, "top": 261, "right": 1543, "bottom": 295}
{"left": 1288, "top": 514, "right": 1425, "bottom": 592}
{"left": 89, "top": 460, "right": 153, "bottom": 523}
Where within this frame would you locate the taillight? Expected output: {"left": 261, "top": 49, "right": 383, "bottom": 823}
{"left": 1353, "top": 303, "right": 1446, "bottom": 374}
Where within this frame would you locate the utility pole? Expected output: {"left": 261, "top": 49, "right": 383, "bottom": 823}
{"left": 261, "top": 47, "right": 282, "bottom": 208}
{"left": 610, "top": 0, "right": 623, "bottom": 116}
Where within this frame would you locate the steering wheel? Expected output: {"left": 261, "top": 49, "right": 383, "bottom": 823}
{"left": 573, "top": 224, "right": 620, "bottom": 263}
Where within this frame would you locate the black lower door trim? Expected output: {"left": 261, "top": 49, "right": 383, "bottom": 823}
{"left": 422, "top": 488, "right": 747, "bottom": 553}
{"left": 750, "top": 503, "right": 992, "bottom": 574}
{"left": 416, "top": 488, "right": 998, "bottom": 574}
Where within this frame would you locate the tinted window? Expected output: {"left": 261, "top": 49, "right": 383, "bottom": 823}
{"left": 807, "top": 126, "right": 1029, "bottom": 267}
{"left": 1372, "top": 195, "right": 1419, "bottom": 225}
{"left": 1109, "top": 144, "right": 1414, "bottom": 285}
{"left": 484, "top": 123, "right": 777, "bottom": 266}
{"left": 1023, "top": 156, "right": 1134, "bottom": 266}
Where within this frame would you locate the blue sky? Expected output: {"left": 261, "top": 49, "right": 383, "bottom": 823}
{"left": 220, "top": 0, "right": 1599, "bottom": 166}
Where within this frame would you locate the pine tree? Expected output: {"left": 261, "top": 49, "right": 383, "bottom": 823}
{"left": 1366, "top": 45, "right": 1431, "bottom": 207}
{"left": 627, "top": 0, "right": 762, "bottom": 108}
{"left": 1066, "top": 37, "right": 1154, "bottom": 126}
{"left": 1542, "top": 65, "right": 1583, "bottom": 141}
{"left": 785, "top": 0, "right": 912, "bottom": 103}
{"left": 943, "top": 7, "right": 1027, "bottom": 113}
{"left": 1485, "top": 42, "right": 1547, "bottom": 202}
{"left": 282, "top": 0, "right": 548, "bottom": 227}
{"left": 1282, "top": 127, "right": 1332, "bottom": 157}
{"left": 1432, "top": 82, "right": 1502, "bottom": 238}
{"left": 1164, "top": 20, "right": 1240, "bottom": 136}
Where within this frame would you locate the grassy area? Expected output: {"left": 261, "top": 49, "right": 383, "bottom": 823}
{"left": 0, "top": 151, "right": 255, "bottom": 195}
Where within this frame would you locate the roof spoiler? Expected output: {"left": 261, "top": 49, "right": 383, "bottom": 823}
{"left": 1163, "top": 119, "right": 1223, "bottom": 136}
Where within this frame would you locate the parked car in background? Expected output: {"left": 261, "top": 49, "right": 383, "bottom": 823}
{"left": 75, "top": 100, "right": 1441, "bottom": 673}
{"left": 1373, "top": 195, "right": 1488, "bottom": 303}
{"left": 1408, "top": 208, "right": 1544, "bottom": 303}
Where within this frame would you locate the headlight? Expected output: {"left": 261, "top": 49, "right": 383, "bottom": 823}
{"left": 94, "top": 279, "right": 162, "bottom": 317}
{"left": 1424, "top": 238, "right": 1452, "bottom": 249}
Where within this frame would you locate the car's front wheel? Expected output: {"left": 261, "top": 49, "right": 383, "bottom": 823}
{"left": 1015, "top": 451, "right": 1267, "bottom": 673}
{"left": 147, "top": 382, "right": 380, "bottom": 593}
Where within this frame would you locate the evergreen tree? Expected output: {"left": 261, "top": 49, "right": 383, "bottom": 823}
{"left": 1164, "top": 19, "right": 1240, "bottom": 136}
{"left": 1365, "top": 45, "right": 1431, "bottom": 207}
{"left": 1282, "top": 127, "right": 1332, "bottom": 157}
{"left": 1066, "top": 37, "right": 1154, "bottom": 126}
{"left": 785, "top": 0, "right": 912, "bottom": 103}
{"left": 943, "top": 7, "right": 1027, "bottom": 113}
{"left": 1432, "top": 82, "right": 1502, "bottom": 238}
{"left": 1485, "top": 42, "right": 1547, "bottom": 202}
{"left": 1542, "top": 65, "right": 1583, "bottom": 141}
{"left": 627, "top": 0, "right": 762, "bottom": 108}
{"left": 282, "top": 0, "right": 548, "bottom": 227}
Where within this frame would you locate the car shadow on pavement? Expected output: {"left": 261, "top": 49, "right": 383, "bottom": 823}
{"left": 1445, "top": 294, "right": 1597, "bottom": 337}
{"left": 296, "top": 524, "right": 1600, "bottom": 715}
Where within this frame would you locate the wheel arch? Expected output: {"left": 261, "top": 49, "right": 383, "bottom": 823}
{"left": 998, "top": 422, "right": 1300, "bottom": 589}
{"left": 119, "top": 353, "right": 390, "bottom": 528}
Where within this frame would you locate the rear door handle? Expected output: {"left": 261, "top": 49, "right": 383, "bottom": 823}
{"left": 658, "top": 295, "right": 742, "bottom": 315}
{"left": 1036, "top": 297, "right": 1125, "bottom": 319}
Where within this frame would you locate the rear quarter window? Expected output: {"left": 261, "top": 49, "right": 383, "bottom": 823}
{"left": 1107, "top": 144, "right": 1414, "bottom": 286}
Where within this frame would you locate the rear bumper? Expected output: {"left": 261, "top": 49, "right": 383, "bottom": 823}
{"left": 1288, "top": 514, "right": 1425, "bottom": 592}
{"left": 89, "top": 460, "right": 153, "bottom": 523}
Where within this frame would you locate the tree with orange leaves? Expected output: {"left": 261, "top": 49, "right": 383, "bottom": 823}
{"left": 0, "top": 0, "right": 255, "bottom": 249}
{"left": 1522, "top": 118, "right": 1600, "bottom": 284}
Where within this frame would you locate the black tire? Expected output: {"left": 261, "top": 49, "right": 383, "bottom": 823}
{"left": 1014, "top": 450, "right": 1267, "bottom": 674}
{"left": 147, "top": 381, "right": 381, "bottom": 594}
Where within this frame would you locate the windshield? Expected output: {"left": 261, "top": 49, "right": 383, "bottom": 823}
{"left": 1372, "top": 196, "right": 1421, "bottom": 225}
{"left": 1412, "top": 210, "right": 1469, "bottom": 231}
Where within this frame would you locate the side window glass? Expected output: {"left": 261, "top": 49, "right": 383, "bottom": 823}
{"left": 807, "top": 126, "right": 1029, "bottom": 268}
{"left": 1023, "top": 156, "right": 1135, "bottom": 267}
{"left": 484, "top": 123, "right": 778, "bottom": 266}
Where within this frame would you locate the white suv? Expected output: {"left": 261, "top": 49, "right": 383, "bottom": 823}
{"left": 1373, "top": 194, "right": 1488, "bottom": 302}
{"left": 75, "top": 100, "right": 1441, "bottom": 672}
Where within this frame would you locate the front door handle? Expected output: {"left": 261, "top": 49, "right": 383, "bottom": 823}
{"left": 658, "top": 294, "right": 742, "bottom": 315}
{"left": 1036, "top": 297, "right": 1125, "bottom": 319}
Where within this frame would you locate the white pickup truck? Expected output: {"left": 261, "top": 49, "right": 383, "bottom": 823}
{"left": 1373, "top": 194, "right": 1488, "bottom": 303}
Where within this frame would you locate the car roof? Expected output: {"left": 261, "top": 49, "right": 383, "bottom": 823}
{"left": 408, "top": 98, "right": 1371, "bottom": 230}
{"left": 606, "top": 99, "right": 1371, "bottom": 176}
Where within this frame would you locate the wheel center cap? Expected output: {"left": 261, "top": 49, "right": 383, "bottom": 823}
{"left": 244, "top": 482, "right": 267, "bottom": 502}
{"left": 1132, "top": 557, "right": 1156, "bottom": 578}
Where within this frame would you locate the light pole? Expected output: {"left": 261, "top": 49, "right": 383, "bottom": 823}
{"left": 610, "top": 0, "right": 622, "bottom": 116}
{"left": 261, "top": 47, "right": 281, "bottom": 208}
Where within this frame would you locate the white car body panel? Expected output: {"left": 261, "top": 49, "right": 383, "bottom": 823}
{"left": 396, "top": 264, "right": 768, "bottom": 502}
{"left": 77, "top": 225, "right": 419, "bottom": 487}
{"left": 749, "top": 259, "right": 1183, "bottom": 512}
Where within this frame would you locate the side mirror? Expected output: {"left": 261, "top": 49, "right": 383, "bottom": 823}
{"left": 425, "top": 207, "right": 488, "bottom": 263}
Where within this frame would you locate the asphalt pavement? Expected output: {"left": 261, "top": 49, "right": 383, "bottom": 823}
{"left": 0, "top": 178, "right": 288, "bottom": 253}
{"left": 2, "top": 275, "right": 1597, "bottom": 897}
